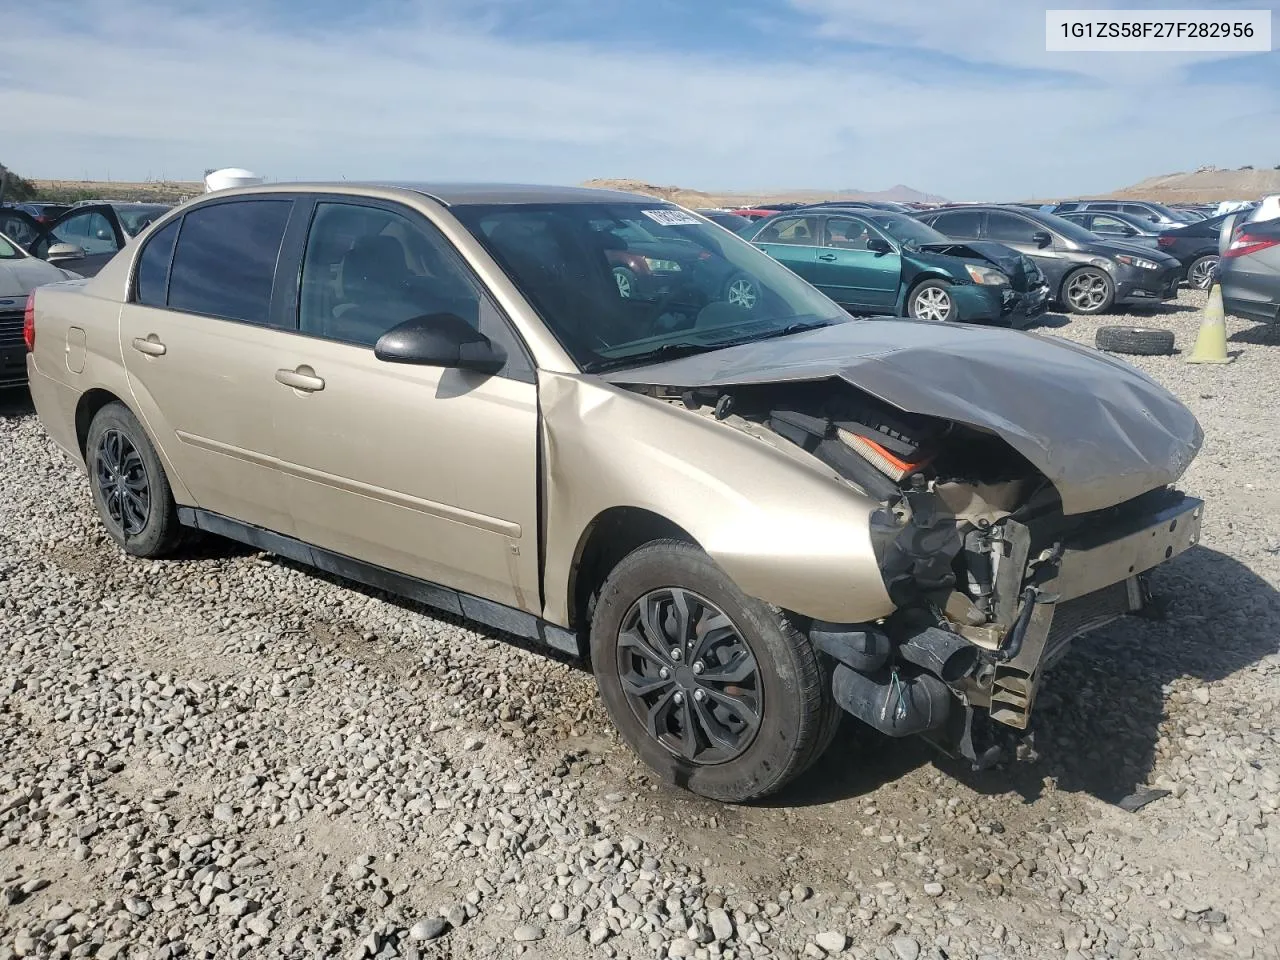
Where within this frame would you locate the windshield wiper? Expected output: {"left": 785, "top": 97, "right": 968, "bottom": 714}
{"left": 714, "top": 319, "right": 833, "bottom": 347}
{"left": 583, "top": 341, "right": 717, "bottom": 373}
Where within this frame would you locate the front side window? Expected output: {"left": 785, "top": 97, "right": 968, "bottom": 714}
{"left": 42, "top": 211, "right": 120, "bottom": 255}
{"left": 453, "top": 202, "right": 847, "bottom": 372}
{"left": 753, "top": 216, "right": 819, "bottom": 246}
{"left": 298, "top": 202, "right": 481, "bottom": 347}
{"left": 168, "top": 200, "right": 292, "bottom": 324}
{"left": 135, "top": 219, "right": 180, "bottom": 307}
{"left": 824, "top": 217, "right": 875, "bottom": 250}
{"left": 1090, "top": 215, "right": 1131, "bottom": 236}
{"left": 985, "top": 212, "right": 1040, "bottom": 244}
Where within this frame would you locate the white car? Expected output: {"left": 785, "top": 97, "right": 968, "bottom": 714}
{"left": 0, "top": 231, "right": 81, "bottom": 387}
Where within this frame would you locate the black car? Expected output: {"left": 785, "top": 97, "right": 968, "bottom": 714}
{"left": 1051, "top": 200, "right": 1199, "bottom": 229}
{"left": 695, "top": 210, "right": 756, "bottom": 233}
{"left": 8, "top": 202, "right": 72, "bottom": 225}
{"left": 1155, "top": 213, "right": 1233, "bottom": 290}
{"left": 916, "top": 205, "right": 1183, "bottom": 315}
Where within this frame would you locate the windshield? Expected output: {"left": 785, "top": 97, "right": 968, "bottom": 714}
{"left": 864, "top": 213, "right": 948, "bottom": 247}
{"left": 453, "top": 202, "right": 849, "bottom": 371}
{"left": 115, "top": 205, "right": 172, "bottom": 234}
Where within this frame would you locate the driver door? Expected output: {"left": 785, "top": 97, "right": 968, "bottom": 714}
{"left": 31, "top": 205, "right": 127, "bottom": 276}
{"left": 270, "top": 197, "right": 542, "bottom": 612}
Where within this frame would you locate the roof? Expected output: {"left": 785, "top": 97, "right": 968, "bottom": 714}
{"left": 266, "top": 182, "right": 660, "bottom": 206}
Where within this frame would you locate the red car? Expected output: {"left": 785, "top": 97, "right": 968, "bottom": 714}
{"left": 729, "top": 208, "right": 782, "bottom": 222}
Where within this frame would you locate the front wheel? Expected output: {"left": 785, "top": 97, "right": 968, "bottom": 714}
{"left": 1061, "top": 267, "right": 1116, "bottom": 314}
{"left": 85, "top": 402, "right": 183, "bottom": 557}
{"left": 590, "top": 540, "right": 839, "bottom": 802}
{"left": 906, "top": 279, "right": 956, "bottom": 321}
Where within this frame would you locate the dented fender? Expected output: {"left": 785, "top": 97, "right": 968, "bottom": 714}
{"left": 538, "top": 372, "right": 896, "bottom": 627}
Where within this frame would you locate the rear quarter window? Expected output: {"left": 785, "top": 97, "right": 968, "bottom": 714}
{"left": 168, "top": 200, "right": 292, "bottom": 324}
{"left": 134, "top": 219, "right": 180, "bottom": 307}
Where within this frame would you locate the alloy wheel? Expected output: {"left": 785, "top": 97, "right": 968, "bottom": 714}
{"left": 1066, "top": 269, "right": 1111, "bottom": 311}
{"left": 913, "top": 286, "right": 953, "bottom": 321}
{"left": 1189, "top": 257, "right": 1218, "bottom": 290}
{"left": 94, "top": 428, "right": 150, "bottom": 536}
{"left": 613, "top": 268, "right": 635, "bottom": 299}
{"left": 726, "top": 277, "right": 759, "bottom": 310}
{"left": 615, "top": 587, "right": 762, "bottom": 765}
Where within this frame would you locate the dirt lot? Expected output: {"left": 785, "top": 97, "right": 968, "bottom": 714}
{"left": 2, "top": 288, "right": 1278, "bottom": 960}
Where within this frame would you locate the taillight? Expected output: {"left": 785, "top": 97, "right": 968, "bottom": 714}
{"left": 1157, "top": 235, "right": 1176, "bottom": 248}
{"left": 23, "top": 294, "right": 35, "bottom": 352}
{"left": 1224, "top": 233, "right": 1280, "bottom": 259}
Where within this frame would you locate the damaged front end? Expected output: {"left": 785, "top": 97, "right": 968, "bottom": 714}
{"left": 603, "top": 322, "right": 1204, "bottom": 768}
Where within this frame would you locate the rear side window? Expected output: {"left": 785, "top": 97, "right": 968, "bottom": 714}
{"left": 754, "top": 216, "right": 819, "bottom": 245}
{"left": 985, "top": 212, "right": 1040, "bottom": 244}
{"left": 135, "top": 219, "right": 179, "bottom": 307}
{"left": 927, "top": 210, "right": 982, "bottom": 237}
{"left": 168, "top": 200, "right": 292, "bottom": 324}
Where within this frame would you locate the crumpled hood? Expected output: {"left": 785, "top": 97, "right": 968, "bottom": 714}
{"left": 602, "top": 319, "right": 1202, "bottom": 515}
{"left": 0, "top": 258, "right": 75, "bottom": 299}
{"left": 912, "top": 240, "right": 1043, "bottom": 292}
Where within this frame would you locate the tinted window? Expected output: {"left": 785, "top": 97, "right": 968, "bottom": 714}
{"left": 135, "top": 219, "right": 179, "bottom": 307}
{"left": 1087, "top": 202, "right": 1118, "bottom": 212}
{"left": 168, "top": 200, "right": 291, "bottom": 324}
{"left": 1090, "top": 214, "right": 1133, "bottom": 236}
{"left": 1055, "top": 202, "right": 1081, "bottom": 212}
{"left": 754, "top": 216, "right": 819, "bottom": 245}
{"left": 299, "top": 202, "right": 481, "bottom": 348}
{"left": 824, "top": 217, "right": 875, "bottom": 250}
{"left": 927, "top": 210, "right": 982, "bottom": 237}
{"left": 985, "top": 212, "right": 1041, "bottom": 244}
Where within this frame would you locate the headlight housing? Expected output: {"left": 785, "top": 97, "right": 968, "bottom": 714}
{"left": 1115, "top": 254, "right": 1161, "bottom": 271}
{"left": 964, "top": 264, "right": 1010, "bottom": 286}
{"left": 642, "top": 257, "right": 682, "bottom": 273}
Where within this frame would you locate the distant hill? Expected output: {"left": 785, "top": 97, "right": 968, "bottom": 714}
{"left": 32, "top": 179, "right": 202, "bottom": 203}
{"left": 1049, "top": 166, "right": 1280, "bottom": 205}
{"left": 581, "top": 178, "right": 948, "bottom": 208}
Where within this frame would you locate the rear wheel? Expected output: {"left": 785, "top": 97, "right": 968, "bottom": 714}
{"left": 590, "top": 540, "right": 838, "bottom": 802}
{"left": 613, "top": 266, "right": 639, "bottom": 300}
{"left": 907, "top": 280, "right": 956, "bottom": 321}
{"left": 1186, "top": 254, "right": 1217, "bottom": 291}
{"left": 1061, "top": 267, "right": 1115, "bottom": 314}
{"left": 85, "top": 402, "right": 183, "bottom": 557}
{"left": 723, "top": 274, "right": 761, "bottom": 311}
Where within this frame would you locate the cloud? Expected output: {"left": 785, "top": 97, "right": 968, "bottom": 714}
{"left": 2, "top": 0, "right": 1276, "bottom": 198}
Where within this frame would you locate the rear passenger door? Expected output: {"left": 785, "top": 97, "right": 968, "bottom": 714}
{"left": 119, "top": 198, "right": 299, "bottom": 534}
{"left": 750, "top": 216, "right": 821, "bottom": 283}
{"left": 269, "top": 198, "right": 541, "bottom": 612}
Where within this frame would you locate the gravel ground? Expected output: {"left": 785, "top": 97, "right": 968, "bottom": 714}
{"left": 2, "top": 287, "right": 1279, "bottom": 960}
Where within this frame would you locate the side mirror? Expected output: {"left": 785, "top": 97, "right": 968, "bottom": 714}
{"left": 1031, "top": 230, "right": 1052, "bottom": 248}
{"left": 374, "top": 313, "right": 506, "bottom": 374}
{"left": 95, "top": 228, "right": 113, "bottom": 240}
{"left": 866, "top": 235, "right": 892, "bottom": 254}
{"left": 46, "top": 243, "right": 86, "bottom": 262}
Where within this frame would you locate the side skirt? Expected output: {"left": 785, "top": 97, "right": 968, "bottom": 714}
{"left": 177, "top": 507, "right": 583, "bottom": 658}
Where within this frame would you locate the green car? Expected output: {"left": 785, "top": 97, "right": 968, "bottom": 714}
{"left": 747, "top": 208, "right": 1050, "bottom": 325}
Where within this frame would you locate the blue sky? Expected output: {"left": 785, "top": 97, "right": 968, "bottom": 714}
{"left": 4, "top": 0, "right": 1277, "bottom": 199}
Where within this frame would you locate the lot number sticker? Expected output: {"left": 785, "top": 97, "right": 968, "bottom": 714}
{"left": 642, "top": 209, "right": 703, "bottom": 226}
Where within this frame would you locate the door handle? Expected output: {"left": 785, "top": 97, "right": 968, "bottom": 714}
{"left": 817, "top": 253, "right": 838, "bottom": 261}
{"left": 131, "top": 336, "right": 167, "bottom": 356}
{"left": 275, "top": 367, "right": 325, "bottom": 392}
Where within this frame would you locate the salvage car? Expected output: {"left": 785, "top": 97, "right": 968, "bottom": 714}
{"left": 1051, "top": 200, "right": 1196, "bottom": 228}
{"left": 1055, "top": 210, "right": 1162, "bottom": 248}
{"left": 1219, "top": 218, "right": 1280, "bottom": 324}
{"left": 0, "top": 202, "right": 172, "bottom": 278}
{"left": 746, "top": 208, "right": 1049, "bottom": 325}
{"left": 1155, "top": 213, "right": 1232, "bottom": 290}
{"left": 24, "top": 183, "right": 1204, "bottom": 802}
{"left": 0, "top": 231, "right": 82, "bottom": 387}
{"left": 916, "top": 205, "right": 1183, "bottom": 314}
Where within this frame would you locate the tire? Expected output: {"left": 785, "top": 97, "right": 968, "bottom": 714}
{"left": 85, "top": 402, "right": 183, "bottom": 557}
{"left": 723, "top": 274, "right": 761, "bottom": 311}
{"left": 1186, "top": 254, "right": 1218, "bottom": 291}
{"left": 1061, "top": 267, "right": 1116, "bottom": 314}
{"left": 906, "top": 279, "right": 956, "bottom": 322}
{"left": 1095, "top": 325, "right": 1176, "bottom": 356}
{"left": 590, "top": 540, "right": 839, "bottom": 803}
{"left": 612, "top": 266, "right": 639, "bottom": 300}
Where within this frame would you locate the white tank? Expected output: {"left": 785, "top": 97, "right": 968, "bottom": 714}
{"left": 204, "top": 168, "right": 265, "bottom": 192}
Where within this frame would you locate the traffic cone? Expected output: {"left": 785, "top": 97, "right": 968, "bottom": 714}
{"left": 1185, "top": 282, "right": 1230, "bottom": 364}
